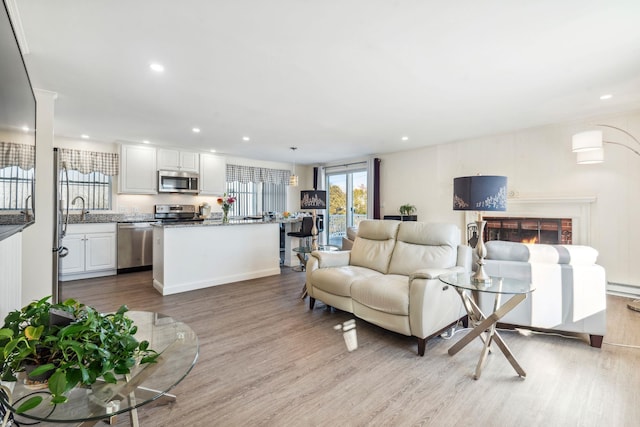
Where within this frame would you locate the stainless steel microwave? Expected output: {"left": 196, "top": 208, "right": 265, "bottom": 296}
{"left": 158, "top": 170, "right": 200, "bottom": 194}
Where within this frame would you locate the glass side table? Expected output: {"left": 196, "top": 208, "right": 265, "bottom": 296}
{"left": 0, "top": 311, "right": 198, "bottom": 426}
{"left": 292, "top": 245, "right": 339, "bottom": 272}
{"left": 439, "top": 272, "right": 535, "bottom": 380}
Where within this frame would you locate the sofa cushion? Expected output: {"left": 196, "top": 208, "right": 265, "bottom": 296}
{"left": 350, "top": 220, "right": 400, "bottom": 274}
{"left": 554, "top": 245, "right": 599, "bottom": 265}
{"left": 351, "top": 274, "right": 409, "bottom": 316}
{"left": 388, "top": 222, "right": 459, "bottom": 275}
{"left": 309, "top": 265, "right": 382, "bottom": 297}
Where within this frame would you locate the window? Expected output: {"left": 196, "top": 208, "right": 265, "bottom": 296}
{"left": 226, "top": 181, "right": 257, "bottom": 217}
{"left": 225, "top": 164, "right": 289, "bottom": 217}
{"left": 262, "top": 182, "right": 287, "bottom": 213}
{"left": 61, "top": 169, "right": 112, "bottom": 210}
{"left": 226, "top": 181, "right": 286, "bottom": 217}
{"left": 0, "top": 166, "right": 34, "bottom": 210}
{"left": 326, "top": 168, "right": 367, "bottom": 246}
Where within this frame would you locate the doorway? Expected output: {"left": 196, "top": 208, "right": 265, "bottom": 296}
{"left": 326, "top": 170, "right": 367, "bottom": 246}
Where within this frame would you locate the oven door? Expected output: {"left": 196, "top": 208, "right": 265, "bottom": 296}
{"left": 158, "top": 170, "right": 199, "bottom": 193}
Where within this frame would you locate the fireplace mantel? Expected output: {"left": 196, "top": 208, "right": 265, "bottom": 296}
{"left": 465, "top": 195, "right": 597, "bottom": 245}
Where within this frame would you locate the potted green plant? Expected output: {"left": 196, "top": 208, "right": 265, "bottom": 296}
{"left": 0, "top": 296, "right": 158, "bottom": 413}
{"left": 399, "top": 204, "right": 417, "bottom": 218}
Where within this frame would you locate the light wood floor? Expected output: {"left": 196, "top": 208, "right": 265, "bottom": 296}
{"left": 60, "top": 269, "right": 640, "bottom": 427}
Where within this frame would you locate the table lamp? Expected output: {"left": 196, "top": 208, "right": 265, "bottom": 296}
{"left": 453, "top": 175, "right": 507, "bottom": 283}
{"left": 300, "top": 190, "right": 327, "bottom": 251}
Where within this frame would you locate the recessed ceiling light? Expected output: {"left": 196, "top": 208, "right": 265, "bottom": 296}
{"left": 242, "top": 136, "right": 250, "bottom": 142}
{"left": 21, "top": 126, "right": 29, "bottom": 132}
{"left": 150, "top": 62, "right": 164, "bottom": 73}
{"left": 192, "top": 127, "right": 201, "bottom": 133}
{"left": 81, "top": 134, "right": 89, "bottom": 139}
{"left": 210, "top": 149, "right": 216, "bottom": 153}
{"left": 142, "top": 140, "right": 150, "bottom": 144}
{"left": 401, "top": 136, "right": 409, "bottom": 141}
{"left": 600, "top": 94, "right": 613, "bottom": 100}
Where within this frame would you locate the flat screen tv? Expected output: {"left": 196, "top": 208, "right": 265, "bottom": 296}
{"left": 0, "top": 1, "right": 37, "bottom": 242}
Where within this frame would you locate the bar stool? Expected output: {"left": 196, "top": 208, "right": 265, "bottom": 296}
{"left": 287, "top": 216, "right": 314, "bottom": 247}
{"left": 288, "top": 216, "right": 314, "bottom": 269}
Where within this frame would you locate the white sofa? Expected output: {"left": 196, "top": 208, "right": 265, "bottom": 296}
{"left": 481, "top": 240, "right": 607, "bottom": 347}
{"left": 340, "top": 226, "right": 358, "bottom": 250}
{"left": 305, "top": 219, "right": 472, "bottom": 356}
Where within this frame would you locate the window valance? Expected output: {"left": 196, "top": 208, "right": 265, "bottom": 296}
{"left": 226, "top": 164, "right": 291, "bottom": 184}
{"left": 59, "top": 148, "right": 119, "bottom": 176}
{"left": 0, "top": 141, "right": 35, "bottom": 170}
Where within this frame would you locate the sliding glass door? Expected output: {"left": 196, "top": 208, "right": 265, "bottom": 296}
{"left": 326, "top": 169, "right": 367, "bottom": 246}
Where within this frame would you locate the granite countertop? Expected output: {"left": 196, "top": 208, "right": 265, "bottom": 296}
{"left": 156, "top": 218, "right": 277, "bottom": 228}
{"left": 69, "top": 213, "right": 156, "bottom": 224}
{"left": 155, "top": 216, "right": 305, "bottom": 228}
{"left": 0, "top": 223, "right": 29, "bottom": 242}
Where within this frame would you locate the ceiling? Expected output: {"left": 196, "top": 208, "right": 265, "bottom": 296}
{"left": 11, "top": 0, "right": 640, "bottom": 164}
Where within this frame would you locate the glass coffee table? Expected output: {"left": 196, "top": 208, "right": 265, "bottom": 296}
{"left": 0, "top": 311, "right": 198, "bottom": 426}
{"left": 439, "top": 272, "right": 534, "bottom": 380}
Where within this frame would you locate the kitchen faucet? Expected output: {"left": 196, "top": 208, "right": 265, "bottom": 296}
{"left": 71, "top": 196, "right": 90, "bottom": 221}
{"left": 21, "top": 195, "right": 32, "bottom": 222}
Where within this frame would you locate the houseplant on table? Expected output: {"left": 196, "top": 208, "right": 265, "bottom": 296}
{"left": 0, "top": 296, "right": 158, "bottom": 413}
{"left": 399, "top": 203, "right": 417, "bottom": 219}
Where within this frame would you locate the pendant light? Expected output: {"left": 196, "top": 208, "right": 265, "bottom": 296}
{"left": 289, "top": 147, "right": 299, "bottom": 186}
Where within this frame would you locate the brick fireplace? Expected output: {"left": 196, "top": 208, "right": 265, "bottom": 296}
{"left": 463, "top": 196, "right": 596, "bottom": 246}
{"left": 482, "top": 217, "right": 572, "bottom": 244}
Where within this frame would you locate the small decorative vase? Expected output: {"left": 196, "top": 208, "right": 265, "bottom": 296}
{"left": 222, "top": 209, "right": 229, "bottom": 224}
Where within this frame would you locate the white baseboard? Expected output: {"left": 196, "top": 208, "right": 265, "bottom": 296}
{"left": 607, "top": 282, "right": 640, "bottom": 298}
{"left": 60, "top": 269, "right": 117, "bottom": 282}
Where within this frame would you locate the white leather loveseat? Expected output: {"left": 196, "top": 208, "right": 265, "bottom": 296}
{"left": 481, "top": 240, "right": 607, "bottom": 347}
{"left": 305, "top": 220, "right": 472, "bottom": 356}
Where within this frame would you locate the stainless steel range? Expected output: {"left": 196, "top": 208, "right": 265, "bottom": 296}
{"left": 154, "top": 204, "right": 202, "bottom": 222}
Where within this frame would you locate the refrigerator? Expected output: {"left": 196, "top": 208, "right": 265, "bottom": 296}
{"left": 52, "top": 147, "right": 70, "bottom": 303}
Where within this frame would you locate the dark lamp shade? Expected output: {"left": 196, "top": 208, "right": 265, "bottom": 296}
{"left": 453, "top": 175, "right": 507, "bottom": 211}
{"left": 300, "top": 190, "right": 327, "bottom": 210}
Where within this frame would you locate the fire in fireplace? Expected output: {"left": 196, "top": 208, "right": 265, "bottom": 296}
{"left": 480, "top": 217, "right": 572, "bottom": 245}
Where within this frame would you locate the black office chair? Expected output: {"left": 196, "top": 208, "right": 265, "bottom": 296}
{"left": 287, "top": 216, "right": 314, "bottom": 247}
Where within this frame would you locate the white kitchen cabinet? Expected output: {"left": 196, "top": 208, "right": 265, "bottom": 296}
{"left": 199, "top": 153, "right": 226, "bottom": 195}
{"left": 60, "top": 223, "right": 117, "bottom": 281}
{"left": 119, "top": 144, "right": 157, "bottom": 194}
{"left": 157, "top": 148, "right": 199, "bottom": 173}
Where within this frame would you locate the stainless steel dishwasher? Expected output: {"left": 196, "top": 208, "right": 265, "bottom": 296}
{"left": 117, "top": 222, "right": 155, "bottom": 272}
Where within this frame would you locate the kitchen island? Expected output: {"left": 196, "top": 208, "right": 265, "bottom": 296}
{"left": 152, "top": 219, "right": 281, "bottom": 295}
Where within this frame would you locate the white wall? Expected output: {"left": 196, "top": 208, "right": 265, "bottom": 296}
{"left": 21, "top": 89, "right": 57, "bottom": 305}
{"left": 0, "top": 233, "right": 22, "bottom": 320}
{"left": 377, "top": 109, "right": 640, "bottom": 291}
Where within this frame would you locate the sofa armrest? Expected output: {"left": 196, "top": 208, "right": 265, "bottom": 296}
{"left": 306, "top": 251, "right": 352, "bottom": 298}
{"left": 409, "top": 266, "right": 466, "bottom": 281}
{"left": 407, "top": 267, "right": 465, "bottom": 339}
{"left": 308, "top": 250, "right": 351, "bottom": 269}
